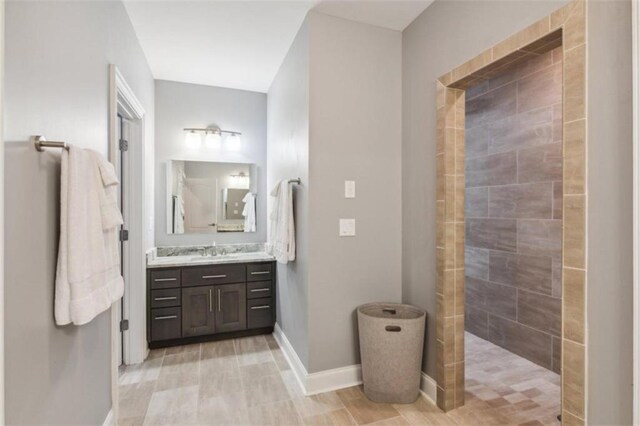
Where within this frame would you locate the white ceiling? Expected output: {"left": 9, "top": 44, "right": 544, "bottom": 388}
{"left": 124, "top": 1, "right": 433, "bottom": 93}
{"left": 314, "top": 1, "right": 433, "bottom": 32}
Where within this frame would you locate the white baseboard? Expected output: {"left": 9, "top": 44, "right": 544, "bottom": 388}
{"left": 306, "top": 363, "right": 362, "bottom": 395}
{"left": 274, "top": 323, "right": 433, "bottom": 400}
{"left": 273, "top": 323, "right": 307, "bottom": 395}
{"left": 273, "top": 323, "right": 362, "bottom": 396}
{"left": 420, "top": 372, "right": 437, "bottom": 404}
{"left": 102, "top": 408, "right": 114, "bottom": 426}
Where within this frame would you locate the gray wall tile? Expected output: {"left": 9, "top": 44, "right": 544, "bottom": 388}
{"left": 466, "top": 218, "right": 517, "bottom": 252}
{"left": 484, "top": 82, "right": 518, "bottom": 123}
{"left": 552, "top": 336, "right": 561, "bottom": 374}
{"left": 466, "top": 125, "right": 489, "bottom": 159}
{"left": 487, "top": 107, "right": 554, "bottom": 155}
{"left": 517, "top": 290, "right": 561, "bottom": 336}
{"left": 466, "top": 152, "right": 518, "bottom": 187}
{"left": 517, "top": 142, "right": 563, "bottom": 184}
{"left": 552, "top": 260, "right": 562, "bottom": 298}
{"left": 516, "top": 61, "right": 563, "bottom": 113}
{"left": 517, "top": 219, "right": 562, "bottom": 261}
{"left": 465, "top": 246, "right": 490, "bottom": 280}
{"left": 465, "top": 187, "right": 488, "bottom": 218}
{"left": 553, "top": 181, "right": 563, "bottom": 219}
{"left": 465, "top": 276, "right": 517, "bottom": 320}
{"left": 465, "top": 305, "right": 489, "bottom": 340}
{"left": 488, "top": 182, "right": 553, "bottom": 219}
{"left": 488, "top": 251, "right": 553, "bottom": 295}
{"left": 488, "top": 315, "right": 553, "bottom": 370}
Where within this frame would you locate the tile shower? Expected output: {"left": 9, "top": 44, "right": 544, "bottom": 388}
{"left": 464, "top": 46, "right": 563, "bottom": 373}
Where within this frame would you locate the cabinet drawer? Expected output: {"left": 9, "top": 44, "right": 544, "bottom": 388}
{"left": 150, "top": 307, "right": 182, "bottom": 341}
{"left": 151, "top": 288, "right": 181, "bottom": 308}
{"left": 247, "top": 297, "right": 274, "bottom": 329}
{"left": 247, "top": 263, "right": 273, "bottom": 282}
{"left": 150, "top": 269, "right": 181, "bottom": 289}
{"left": 182, "top": 264, "right": 245, "bottom": 287}
{"left": 247, "top": 281, "right": 272, "bottom": 299}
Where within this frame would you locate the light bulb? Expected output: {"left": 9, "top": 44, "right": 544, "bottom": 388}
{"left": 185, "top": 130, "right": 201, "bottom": 149}
{"left": 226, "top": 133, "right": 241, "bottom": 151}
{"left": 204, "top": 131, "right": 221, "bottom": 150}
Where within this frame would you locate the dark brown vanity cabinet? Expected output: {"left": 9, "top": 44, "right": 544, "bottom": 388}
{"left": 181, "top": 285, "right": 216, "bottom": 337}
{"left": 147, "top": 261, "right": 275, "bottom": 348}
{"left": 215, "top": 283, "right": 247, "bottom": 332}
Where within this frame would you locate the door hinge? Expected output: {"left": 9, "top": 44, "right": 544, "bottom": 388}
{"left": 119, "top": 139, "right": 129, "bottom": 151}
{"left": 120, "top": 229, "right": 129, "bottom": 241}
{"left": 120, "top": 319, "right": 129, "bottom": 332}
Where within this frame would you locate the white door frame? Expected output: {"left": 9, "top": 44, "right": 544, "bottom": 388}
{"left": 633, "top": 0, "right": 640, "bottom": 422}
{"left": 109, "top": 64, "right": 146, "bottom": 419}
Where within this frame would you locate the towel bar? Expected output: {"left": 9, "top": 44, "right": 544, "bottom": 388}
{"left": 289, "top": 178, "right": 301, "bottom": 184}
{"left": 32, "top": 135, "right": 69, "bottom": 152}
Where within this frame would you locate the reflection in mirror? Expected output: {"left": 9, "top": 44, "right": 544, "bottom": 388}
{"left": 167, "top": 160, "right": 257, "bottom": 234}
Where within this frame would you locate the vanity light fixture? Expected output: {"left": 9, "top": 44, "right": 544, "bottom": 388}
{"left": 229, "top": 172, "right": 250, "bottom": 188}
{"left": 183, "top": 127, "right": 242, "bottom": 151}
{"left": 184, "top": 129, "right": 201, "bottom": 149}
{"left": 226, "top": 133, "right": 241, "bottom": 151}
{"left": 204, "top": 129, "right": 222, "bottom": 150}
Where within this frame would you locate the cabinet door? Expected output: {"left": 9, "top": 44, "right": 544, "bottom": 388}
{"left": 215, "top": 283, "right": 247, "bottom": 333}
{"left": 182, "top": 286, "right": 215, "bottom": 337}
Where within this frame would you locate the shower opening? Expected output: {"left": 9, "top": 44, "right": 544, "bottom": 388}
{"left": 463, "top": 45, "right": 563, "bottom": 424}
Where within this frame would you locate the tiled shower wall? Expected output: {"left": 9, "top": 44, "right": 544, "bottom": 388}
{"left": 464, "top": 47, "right": 563, "bottom": 373}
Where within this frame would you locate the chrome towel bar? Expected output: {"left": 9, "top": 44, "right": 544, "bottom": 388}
{"left": 32, "top": 135, "right": 69, "bottom": 152}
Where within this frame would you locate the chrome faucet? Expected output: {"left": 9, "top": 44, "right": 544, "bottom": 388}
{"left": 209, "top": 242, "right": 217, "bottom": 257}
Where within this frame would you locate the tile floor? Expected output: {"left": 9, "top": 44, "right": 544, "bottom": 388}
{"left": 118, "top": 332, "right": 561, "bottom": 425}
{"left": 464, "top": 332, "right": 561, "bottom": 425}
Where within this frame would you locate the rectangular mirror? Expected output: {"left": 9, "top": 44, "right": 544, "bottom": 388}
{"left": 167, "top": 160, "right": 257, "bottom": 234}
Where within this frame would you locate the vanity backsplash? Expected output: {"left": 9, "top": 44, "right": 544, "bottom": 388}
{"left": 149, "top": 242, "right": 266, "bottom": 261}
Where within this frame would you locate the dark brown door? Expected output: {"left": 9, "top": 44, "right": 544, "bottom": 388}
{"left": 215, "top": 283, "right": 247, "bottom": 333}
{"left": 182, "top": 286, "right": 215, "bottom": 337}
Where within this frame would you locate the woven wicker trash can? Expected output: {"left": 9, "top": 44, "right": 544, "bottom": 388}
{"left": 357, "top": 303, "right": 426, "bottom": 404}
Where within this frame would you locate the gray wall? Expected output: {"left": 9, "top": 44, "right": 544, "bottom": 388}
{"left": 268, "top": 12, "right": 402, "bottom": 373}
{"left": 401, "top": 0, "right": 568, "bottom": 381}
{"left": 586, "top": 1, "right": 633, "bottom": 423}
{"left": 4, "top": 1, "right": 154, "bottom": 424}
{"left": 155, "top": 80, "right": 267, "bottom": 246}
{"left": 267, "top": 20, "right": 311, "bottom": 368}
{"left": 307, "top": 11, "right": 402, "bottom": 372}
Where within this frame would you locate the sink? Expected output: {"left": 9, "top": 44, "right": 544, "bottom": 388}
{"left": 189, "top": 253, "right": 241, "bottom": 261}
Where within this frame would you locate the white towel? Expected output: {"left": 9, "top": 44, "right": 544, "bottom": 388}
{"left": 96, "top": 154, "right": 123, "bottom": 230}
{"left": 242, "top": 192, "right": 256, "bottom": 233}
{"left": 267, "top": 180, "right": 295, "bottom": 264}
{"left": 55, "top": 146, "right": 124, "bottom": 326}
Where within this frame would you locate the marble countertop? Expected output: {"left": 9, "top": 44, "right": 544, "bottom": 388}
{"left": 147, "top": 251, "right": 275, "bottom": 268}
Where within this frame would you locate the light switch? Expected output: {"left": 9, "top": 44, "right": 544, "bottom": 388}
{"left": 345, "top": 180, "right": 356, "bottom": 198}
{"left": 339, "top": 219, "right": 356, "bottom": 237}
